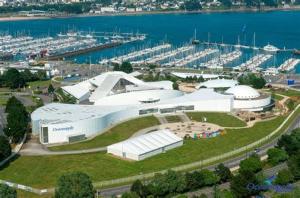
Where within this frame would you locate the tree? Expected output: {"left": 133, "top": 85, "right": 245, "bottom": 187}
{"left": 121, "top": 192, "right": 139, "bottom": 198}
{"left": 238, "top": 73, "right": 266, "bottom": 89}
{"left": 0, "top": 184, "right": 17, "bottom": 198}
{"left": 230, "top": 171, "right": 261, "bottom": 198}
{"left": 239, "top": 155, "right": 262, "bottom": 174}
{"left": 220, "top": 0, "right": 232, "bottom": 7}
{"left": 215, "top": 163, "right": 232, "bottom": 182}
{"left": 48, "top": 84, "right": 55, "bottom": 95}
{"left": 185, "top": 171, "right": 205, "bottom": 191}
{"left": 113, "top": 64, "right": 120, "bottom": 71}
{"left": 287, "top": 153, "right": 300, "bottom": 180}
{"left": 2, "top": 68, "right": 25, "bottom": 89}
{"left": 277, "top": 129, "right": 300, "bottom": 156}
{"left": 182, "top": 0, "right": 202, "bottom": 11}
{"left": 199, "top": 169, "right": 220, "bottom": 186}
{"left": 55, "top": 172, "right": 94, "bottom": 198}
{"left": 274, "top": 169, "right": 294, "bottom": 185}
{"left": 120, "top": 62, "right": 133, "bottom": 74}
{"left": 5, "top": 96, "right": 23, "bottom": 113}
{"left": 4, "top": 96, "right": 28, "bottom": 143}
{"left": 131, "top": 180, "right": 148, "bottom": 198}
{"left": 147, "top": 170, "right": 186, "bottom": 197}
{"left": 267, "top": 148, "right": 288, "bottom": 166}
{"left": 173, "top": 82, "right": 179, "bottom": 90}
{"left": 0, "top": 136, "right": 11, "bottom": 161}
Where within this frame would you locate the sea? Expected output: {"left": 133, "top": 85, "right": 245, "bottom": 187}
{"left": 0, "top": 10, "right": 300, "bottom": 73}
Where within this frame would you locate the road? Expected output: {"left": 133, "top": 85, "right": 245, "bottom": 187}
{"left": 96, "top": 115, "right": 300, "bottom": 197}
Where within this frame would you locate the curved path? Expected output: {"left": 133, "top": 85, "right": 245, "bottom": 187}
{"left": 19, "top": 125, "right": 160, "bottom": 156}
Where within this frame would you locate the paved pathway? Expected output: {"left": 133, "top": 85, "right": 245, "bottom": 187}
{"left": 20, "top": 125, "right": 161, "bottom": 156}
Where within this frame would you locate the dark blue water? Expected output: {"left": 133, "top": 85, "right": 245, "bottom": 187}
{"left": 1, "top": 10, "right": 300, "bottom": 72}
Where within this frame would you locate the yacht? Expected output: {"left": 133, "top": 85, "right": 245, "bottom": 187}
{"left": 263, "top": 44, "right": 279, "bottom": 53}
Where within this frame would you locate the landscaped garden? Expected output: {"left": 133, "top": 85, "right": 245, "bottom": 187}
{"left": 48, "top": 116, "right": 160, "bottom": 151}
{"left": 1, "top": 109, "right": 298, "bottom": 189}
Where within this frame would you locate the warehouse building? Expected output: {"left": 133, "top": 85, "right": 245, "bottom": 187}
{"left": 107, "top": 129, "right": 183, "bottom": 161}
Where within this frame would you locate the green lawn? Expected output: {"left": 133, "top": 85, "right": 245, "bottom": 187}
{"left": 0, "top": 112, "right": 295, "bottom": 189}
{"left": 165, "top": 115, "right": 182, "bottom": 123}
{"left": 186, "top": 112, "right": 246, "bottom": 127}
{"left": 274, "top": 89, "right": 300, "bottom": 97}
{"left": 16, "top": 190, "right": 51, "bottom": 198}
{"left": 27, "top": 80, "right": 51, "bottom": 89}
{"left": 48, "top": 116, "right": 160, "bottom": 151}
{"left": 0, "top": 92, "right": 11, "bottom": 106}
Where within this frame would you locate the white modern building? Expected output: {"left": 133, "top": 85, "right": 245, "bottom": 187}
{"left": 197, "top": 79, "right": 238, "bottom": 89}
{"left": 225, "top": 85, "right": 272, "bottom": 111}
{"left": 31, "top": 72, "right": 272, "bottom": 145}
{"left": 61, "top": 71, "right": 173, "bottom": 103}
{"left": 107, "top": 129, "right": 183, "bottom": 161}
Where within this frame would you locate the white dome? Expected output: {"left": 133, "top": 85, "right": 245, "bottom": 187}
{"left": 225, "top": 85, "right": 260, "bottom": 99}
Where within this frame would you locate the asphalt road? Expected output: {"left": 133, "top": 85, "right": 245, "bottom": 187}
{"left": 96, "top": 115, "right": 300, "bottom": 197}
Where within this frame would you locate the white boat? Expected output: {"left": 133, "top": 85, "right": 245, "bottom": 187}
{"left": 263, "top": 44, "right": 279, "bottom": 53}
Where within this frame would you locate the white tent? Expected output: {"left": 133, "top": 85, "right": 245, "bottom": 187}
{"left": 107, "top": 130, "right": 183, "bottom": 161}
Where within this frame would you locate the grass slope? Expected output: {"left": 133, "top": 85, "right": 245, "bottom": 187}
{"left": 49, "top": 116, "right": 160, "bottom": 151}
{"left": 0, "top": 114, "right": 290, "bottom": 188}
{"left": 186, "top": 112, "right": 246, "bottom": 127}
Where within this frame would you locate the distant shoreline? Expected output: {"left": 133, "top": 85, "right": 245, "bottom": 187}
{"left": 1, "top": 6, "right": 300, "bottom": 22}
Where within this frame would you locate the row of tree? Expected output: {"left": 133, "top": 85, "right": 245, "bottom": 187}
{"left": 4, "top": 96, "right": 29, "bottom": 143}
{"left": 113, "top": 61, "right": 134, "bottom": 74}
{"left": 0, "top": 68, "right": 47, "bottom": 89}
{"left": 123, "top": 163, "right": 232, "bottom": 197}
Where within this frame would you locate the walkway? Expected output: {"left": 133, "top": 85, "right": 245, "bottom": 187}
{"left": 20, "top": 125, "right": 161, "bottom": 156}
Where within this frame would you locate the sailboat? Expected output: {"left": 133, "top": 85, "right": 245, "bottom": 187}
{"left": 253, "top": 32, "right": 259, "bottom": 50}
{"left": 235, "top": 35, "right": 241, "bottom": 49}
{"left": 192, "top": 29, "right": 200, "bottom": 45}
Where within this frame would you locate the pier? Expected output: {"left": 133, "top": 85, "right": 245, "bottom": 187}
{"left": 163, "top": 48, "right": 218, "bottom": 67}
{"left": 134, "top": 46, "right": 194, "bottom": 65}
{"left": 45, "top": 42, "right": 122, "bottom": 60}
{"left": 201, "top": 50, "right": 242, "bottom": 69}
{"left": 235, "top": 54, "right": 273, "bottom": 71}
{"left": 278, "top": 58, "right": 300, "bottom": 72}
{"left": 104, "top": 43, "right": 171, "bottom": 65}
{"left": 202, "top": 41, "right": 296, "bottom": 53}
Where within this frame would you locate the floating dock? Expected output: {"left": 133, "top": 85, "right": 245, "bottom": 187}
{"left": 163, "top": 48, "right": 218, "bottom": 67}
{"left": 201, "top": 50, "right": 242, "bottom": 69}
{"left": 278, "top": 58, "right": 300, "bottom": 72}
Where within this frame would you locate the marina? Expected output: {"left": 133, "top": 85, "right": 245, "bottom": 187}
{"left": 0, "top": 31, "right": 146, "bottom": 61}
{"left": 163, "top": 48, "right": 218, "bottom": 67}
{"left": 200, "top": 50, "right": 242, "bottom": 69}
{"left": 132, "top": 45, "right": 195, "bottom": 65}
{"left": 100, "top": 43, "right": 171, "bottom": 65}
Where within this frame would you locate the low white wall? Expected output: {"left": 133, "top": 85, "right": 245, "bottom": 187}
{"left": 233, "top": 96, "right": 271, "bottom": 109}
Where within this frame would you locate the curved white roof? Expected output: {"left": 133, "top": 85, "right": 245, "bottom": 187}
{"left": 225, "top": 85, "right": 260, "bottom": 99}
{"left": 197, "top": 79, "right": 238, "bottom": 89}
{"left": 107, "top": 129, "right": 182, "bottom": 155}
{"left": 94, "top": 89, "right": 183, "bottom": 106}
{"left": 61, "top": 71, "right": 173, "bottom": 102}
